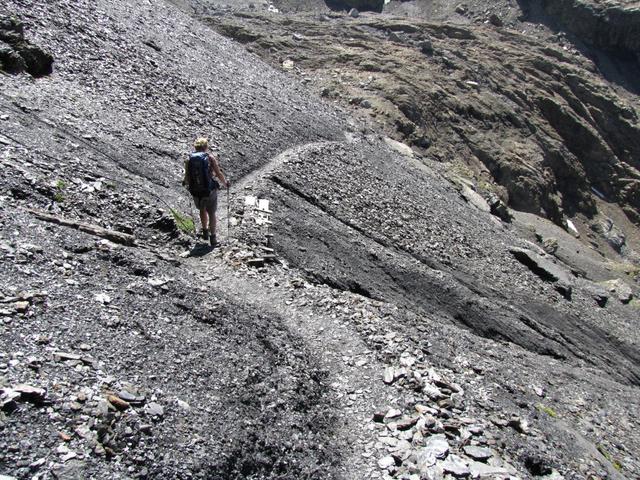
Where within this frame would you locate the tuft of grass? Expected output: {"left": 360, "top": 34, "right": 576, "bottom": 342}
{"left": 477, "top": 178, "right": 500, "bottom": 196}
{"left": 53, "top": 179, "right": 66, "bottom": 202}
{"left": 447, "top": 161, "right": 475, "bottom": 180}
{"left": 597, "top": 444, "right": 623, "bottom": 471}
{"left": 170, "top": 209, "right": 195, "bottom": 234}
{"left": 536, "top": 403, "right": 558, "bottom": 418}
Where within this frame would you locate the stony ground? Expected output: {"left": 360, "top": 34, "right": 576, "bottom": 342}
{"left": 1, "top": 0, "right": 640, "bottom": 479}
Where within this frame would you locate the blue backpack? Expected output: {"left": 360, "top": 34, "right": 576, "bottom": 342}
{"left": 187, "top": 152, "right": 214, "bottom": 197}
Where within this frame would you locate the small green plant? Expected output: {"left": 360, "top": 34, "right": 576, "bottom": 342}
{"left": 477, "top": 178, "right": 499, "bottom": 196}
{"left": 597, "top": 444, "right": 623, "bottom": 471}
{"left": 536, "top": 403, "right": 558, "bottom": 418}
{"left": 170, "top": 209, "right": 195, "bottom": 234}
{"left": 52, "top": 179, "right": 66, "bottom": 202}
{"left": 606, "top": 261, "right": 640, "bottom": 279}
{"left": 447, "top": 161, "right": 475, "bottom": 181}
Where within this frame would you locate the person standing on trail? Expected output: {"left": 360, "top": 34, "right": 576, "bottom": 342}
{"left": 183, "top": 137, "right": 229, "bottom": 247}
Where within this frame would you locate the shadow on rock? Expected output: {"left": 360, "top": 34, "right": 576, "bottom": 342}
{"left": 187, "top": 243, "right": 214, "bottom": 257}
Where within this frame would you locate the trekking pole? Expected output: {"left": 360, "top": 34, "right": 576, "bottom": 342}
{"left": 227, "top": 179, "right": 231, "bottom": 242}
{"left": 186, "top": 190, "right": 197, "bottom": 240}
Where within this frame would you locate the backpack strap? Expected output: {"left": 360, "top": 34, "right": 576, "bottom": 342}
{"left": 205, "top": 152, "right": 220, "bottom": 190}
{"left": 203, "top": 154, "right": 212, "bottom": 193}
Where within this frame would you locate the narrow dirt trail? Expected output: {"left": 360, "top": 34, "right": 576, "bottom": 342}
{"left": 182, "top": 140, "right": 401, "bottom": 478}
{"left": 208, "top": 138, "right": 344, "bottom": 246}
{"left": 196, "top": 261, "right": 397, "bottom": 478}
{"left": 224, "top": 140, "right": 340, "bottom": 193}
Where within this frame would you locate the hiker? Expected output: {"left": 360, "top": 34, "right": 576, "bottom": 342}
{"left": 183, "top": 137, "right": 229, "bottom": 246}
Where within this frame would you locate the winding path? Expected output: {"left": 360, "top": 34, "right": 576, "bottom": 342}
{"left": 183, "top": 140, "right": 399, "bottom": 479}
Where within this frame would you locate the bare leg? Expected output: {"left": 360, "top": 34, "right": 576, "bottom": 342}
{"left": 199, "top": 208, "right": 209, "bottom": 232}
{"left": 209, "top": 213, "right": 216, "bottom": 236}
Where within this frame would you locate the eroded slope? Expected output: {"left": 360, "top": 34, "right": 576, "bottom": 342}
{"left": 0, "top": 0, "right": 348, "bottom": 477}
{"left": 1, "top": 0, "right": 640, "bottom": 478}
{"left": 205, "top": 10, "right": 640, "bottom": 249}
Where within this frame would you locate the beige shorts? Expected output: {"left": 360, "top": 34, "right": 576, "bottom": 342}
{"left": 192, "top": 190, "right": 218, "bottom": 215}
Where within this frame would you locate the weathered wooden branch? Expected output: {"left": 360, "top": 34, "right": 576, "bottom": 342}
{"left": 0, "top": 291, "right": 47, "bottom": 304}
{"left": 27, "top": 209, "right": 136, "bottom": 246}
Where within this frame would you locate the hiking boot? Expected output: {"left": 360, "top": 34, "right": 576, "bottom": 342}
{"left": 210, "top": 233, "right": 217, "bottom": 247}
{"left": 202, "top": 229, "right": 209, "bottom": 240}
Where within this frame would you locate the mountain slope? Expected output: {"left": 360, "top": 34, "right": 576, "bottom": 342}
{"left": 1, "top": 0, "right": 640, "bottom": 479}
{"left": 204, "top": 10, "right": 640, "bottom": 237}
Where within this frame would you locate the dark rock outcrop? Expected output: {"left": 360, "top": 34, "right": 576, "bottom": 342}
{"left": 540, "top": 0, "right": 640, "bottom": 58}
{"left": 487, "top": 192, "right": 512, "bottom": 222}
{"left": 325, "top": 0, "right": 384, "bottom": 13}
{"left": 0, "top": 17, "right": 53, "bottom": 77}
{"left": 590, "top": 217, "right": 627, "bottom": 253}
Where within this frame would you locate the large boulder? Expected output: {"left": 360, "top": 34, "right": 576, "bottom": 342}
{"left": 0, "top": 16, "right": 53, "bottom": 77}
{"left": 603, "top": 279, "right": 635, "bottom": 304}
{"left": 509, "top": 247, "right": 574, "bottom": 299}
{"left": 590, "top": 217, "right": 626, "bottom": 253}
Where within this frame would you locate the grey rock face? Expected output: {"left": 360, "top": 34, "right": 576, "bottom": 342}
{"left": 591, "top": 218, "right": 626, "bottom": 253}
{"left": 541, "top": 0, "right": 640, "bottom": 56}
{"left": 268, "top": 139, "right": 640, "bottom": 385}
{"left": 1, "top": 0, "right": 640, "bottom": 479}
